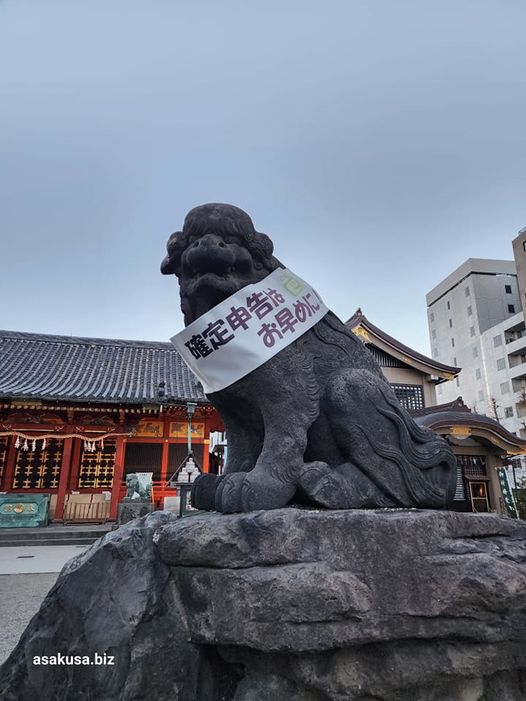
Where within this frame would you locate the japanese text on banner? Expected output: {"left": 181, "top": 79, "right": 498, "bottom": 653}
{"left": 170, "top": 268, "right": 328, "bottom": 393}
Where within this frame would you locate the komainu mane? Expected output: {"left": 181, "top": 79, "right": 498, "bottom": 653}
{"left": 161, "top": 203, "right": 457, "bottom": 513}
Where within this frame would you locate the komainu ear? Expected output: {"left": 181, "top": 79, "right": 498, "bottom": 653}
{"left": 256, "top": 232, "right": 274, "bottom": 261}
{"left": 245, "top": 230, "right": 275, "bottom": 268}
{"left": 160, "top": 231, "right": 183, "bottom": 275}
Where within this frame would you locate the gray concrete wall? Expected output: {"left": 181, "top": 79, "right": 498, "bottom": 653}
{"left": 426, "top": 258, "right": 516, "bottom": 307}
{"left": 512, "top": 229, "right": 526, "bottom": 309}
{"left": 471, "top": 273, "right": 520, "bottom": 333}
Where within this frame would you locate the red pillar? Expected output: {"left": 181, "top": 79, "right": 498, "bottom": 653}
{"left": 68, "top": 438, "right": 82, "bottom": 491}
{"left": 110, "top": 436, "right": 126, "bottom": 520}
{"left": 158, "top": 440, "right": 170, "bottom": 507}
{"left": 202, "top": 439, "right": 210, "bottom": 473}
{"left": 54, "top": 438, "right": 74, "bottom": 521}
{"left": 2, "top": 436, "right": 18, "bottom": 491}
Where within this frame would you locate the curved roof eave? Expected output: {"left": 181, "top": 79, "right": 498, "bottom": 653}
{"left": 415, "top": 410, "right": 526, "bottom": 455}
{"left": 346, "top": 309, "right": 461, "bottom": 381}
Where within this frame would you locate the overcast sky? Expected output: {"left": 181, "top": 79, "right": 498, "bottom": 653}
{"left": 1, "top": 0, "right": 525, "bottom": 355}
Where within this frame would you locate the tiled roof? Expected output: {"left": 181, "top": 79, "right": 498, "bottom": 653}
{"left": 0, "top": 330, "right": 205, "bottom": 405}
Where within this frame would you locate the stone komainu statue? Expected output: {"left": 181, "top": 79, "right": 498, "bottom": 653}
{"left": 161, "top": 203, "right": 457, "bottom": 514}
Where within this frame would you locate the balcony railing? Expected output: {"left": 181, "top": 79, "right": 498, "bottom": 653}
{"left": 506, "top": 330, "right": 526, "bottom": 344}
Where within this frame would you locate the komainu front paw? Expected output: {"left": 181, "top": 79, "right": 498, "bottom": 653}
{"left": 191, "top": 473, "right": 224, "bottom": 510}
{"left": 215, "top": 471, "right": 296, "bottom": 514}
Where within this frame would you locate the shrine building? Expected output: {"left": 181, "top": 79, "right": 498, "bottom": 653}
{"left": 0, "top": 331, "right": 224, "bottom": 522}
{"left": 347, "top": 310, "right": 526, "bottom": 515}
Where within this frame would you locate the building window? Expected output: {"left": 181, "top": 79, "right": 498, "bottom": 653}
{"left": 523, "top": 240, "right": 526, "bottom": 251}
{"left": 467, "top": 306, "right": 472, "bottom": 316}
{"left": 79, "top": 440, "right": 116, "bottom": 488}
{"left": 505, "top": 284, "right": 512, "bottom": 294}
{"left": 500, "top": 381, "right": 510, "bottom": 394}
{"left": 430, "top": 312, "right": 435, "bottom": 322}
{"left": 475, "top": 368, "right": 481, "bottom": 379}
{"left": 433, "top": 347, "right": 438, "bottom": 357}
{"left": 504, "top": 406, "right": 514, "bottom": 418}
{"left": 470, "top": 326, "right": 475, "bottom": 336}
{"left": 456, "top": 378, "right": 460, "bottom": 387}
{"left": 432, "top": 329, "right": 436, "bottom": 339}
{"left": 391, "top": 384, "right": 424, "bottom": 411}
{"left": 451, "top": 338, "right": 455, "bottom": 347}
{"left": 465, "top": 287, "right": 470, "bottom": 297}
{"left": 453, "top": 357, "right": 457, "bottom": 365}
{"left": 508, "top": 304, "right": 515, "bottom": 313}
{"left": 473, "top": 346, "right": 478, "bottom": 358}
{"left": 449, "top": 319, "right": 453, "bottom": 328}
{"left": 459, "top": 455, "right": 487, "bottom": 477}
{"left": 493, "top": 335, "right": 502, "bottom": 347}
{"left": 437, "top": 385, "right": 442, "bottom": 395}
{"left": 478, "top": 390, "right": 484, "bottom": 401}
{"left": 496, "top": 358, "right": 506, "bottom": 371}
{"left": 12, "top": 438, "right": 63, "bottom": 489}
{"left": 447, "top": 301, "right": 451, "bottom": 310}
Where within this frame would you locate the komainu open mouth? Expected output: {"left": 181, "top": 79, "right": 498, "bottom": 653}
{"left": 189, "top": 265, "right": 236, "bottom": 279}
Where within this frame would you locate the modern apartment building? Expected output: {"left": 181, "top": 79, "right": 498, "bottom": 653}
{"left": 426, "top": 228, "right": 526, "bottom": 483}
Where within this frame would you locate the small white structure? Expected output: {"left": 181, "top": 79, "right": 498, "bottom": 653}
{"left": 177, "top": 456, "right": 200, "bottom": 484}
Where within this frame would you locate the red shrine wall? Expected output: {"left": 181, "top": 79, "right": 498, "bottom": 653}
{"left": 0, "top": 405, "right": 224, "bottom": 521}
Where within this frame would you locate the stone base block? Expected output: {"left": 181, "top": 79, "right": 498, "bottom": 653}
{"left": 117, "top": 501, "right": 154, "bottom": 525}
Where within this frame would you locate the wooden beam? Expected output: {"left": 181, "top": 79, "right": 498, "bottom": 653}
{"left": 68, "top": 438, "right": 82, "bottom": 490}
{"left": 109, "top": 436, "right": 126, "bottom": 520}
{"left": 54, "top": 438, "right": 74, "bottom": 521}
{"left": 160, "top": 440, "right": 170, "bottom": 488}
{"left": 1, "top": 437, "right": 17, "bottom": 491}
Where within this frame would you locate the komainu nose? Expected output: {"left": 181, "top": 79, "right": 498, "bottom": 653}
{"left": 186, "top": 233, "right": 235, "bottom": 274}
{"left": 192, "top": 234, "right": 226, "bottom": 249}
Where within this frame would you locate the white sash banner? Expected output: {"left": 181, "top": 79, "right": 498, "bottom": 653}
{"left": 170, "top": 267, "right": 328, "bottom": 393}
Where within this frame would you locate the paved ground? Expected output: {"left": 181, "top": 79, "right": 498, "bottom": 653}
{"left": 0, "top": 545, "right": 88, "bottom": 665}
{"left": 0, "top": 544, "right": 88, "bottom": 575}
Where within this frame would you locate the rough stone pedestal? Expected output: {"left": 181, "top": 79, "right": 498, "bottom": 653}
{"left": 1, "top": 508, "right": 526, "bottom": 700}
{"left": 117, "top": 500, "right": 154, "bottom": 525}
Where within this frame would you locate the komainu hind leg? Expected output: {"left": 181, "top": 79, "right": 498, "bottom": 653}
{"left": 297, "top": 461, "right": 400, "bottom": 509}
{"left": 299, "top": 369, "right": 457, "bottom": 510}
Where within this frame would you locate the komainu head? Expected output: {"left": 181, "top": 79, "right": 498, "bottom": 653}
{"left": 161, "top": 203, "right": 281, "bottom": 325}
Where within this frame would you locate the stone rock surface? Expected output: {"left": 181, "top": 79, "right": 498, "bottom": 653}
{"left": 0, "top": 513, "right": 209, "bottom": 701}
{"left": 2, "top": 508, "right": 526, "bottom": 700}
